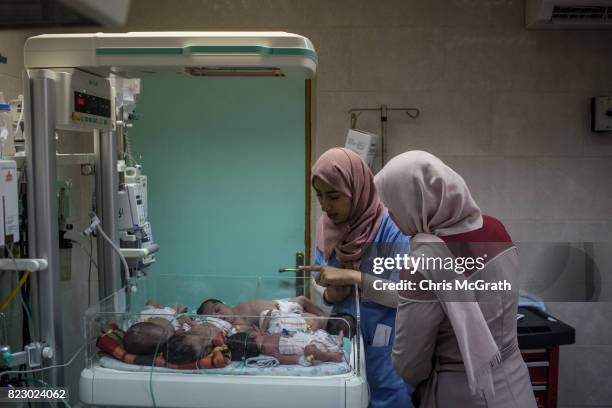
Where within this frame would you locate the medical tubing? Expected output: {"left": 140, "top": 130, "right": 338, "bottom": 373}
{"left": 68, "top": 238, "right": 99, "bottom": 271}
{"left": 0, "top": 246, "right": 32, "bottom": 312}
{"left": 124, "top": 132, "right": 136, "bottom": 167}
{"left": 20, "top": 289, "right": 38, "bottom": 342}
{"left": 148, "top": 316, "right": 179, "bottom": 408}
{"left": 87, "top": 236, "right": 94, "bottom": 306}
{"left": 68, "top": 237, "right": 98, "bottom": 306}
{"left": 5, "top": 245, "right": 39, "bottom": 341}
{"left": 354, "top": 282, "right": 361, "bottom": 376}
{"left": 0, "top": 343, "right": 85, "bottom": 379}
{"left": 0, "top": 271, "right": 30, "bottom": 312}
{"left": 15, "top": 97, "right": 24, "bottom": 138}
{"left": 95, "top": 224, "right": 131, "bottom": 290}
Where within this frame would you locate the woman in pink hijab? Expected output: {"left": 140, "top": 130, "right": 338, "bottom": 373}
{"left": 374, "top": 151, "right": 536, "bottom": 407}
{"left": 301, "top": 147, "right": 413, "bottom": 408}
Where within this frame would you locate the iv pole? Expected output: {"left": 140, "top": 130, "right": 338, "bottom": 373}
{"left": 349, "top": 105, "right": 420, "bottom": 168}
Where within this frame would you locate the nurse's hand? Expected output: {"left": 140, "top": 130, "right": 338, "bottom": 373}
{"left": 323, "top": 285, "right": 352, "bottom": 304}
{"left": 301, "top": 265, "right": 362, "bottom": 287}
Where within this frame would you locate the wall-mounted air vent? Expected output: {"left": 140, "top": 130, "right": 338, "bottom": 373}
{"left": 552, "top": 5, "right": 610, "bottom": 21}
{"left": 526, "top": 0, "right": 612, "bottom": 28}
{"left": 185, "top": 67, "right": 284, "bottom": 77}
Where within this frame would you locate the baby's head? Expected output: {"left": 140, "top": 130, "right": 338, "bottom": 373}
{"left": 164, "top": 331, "right": 210, "bottom": 364}
{"left": 326, "top": 313, "right": 357, "bottom": 339}
{"left": 163, "top": 323, "right": 221, "bottom": 364}
{"left": 197, "top": 298, "right": 231, "bottom": 316}
{"left": 226, "top": 332, "right": 259, "bottom": 362}
{"left": 123, "top": 321, "right": 174, "bottom": 355}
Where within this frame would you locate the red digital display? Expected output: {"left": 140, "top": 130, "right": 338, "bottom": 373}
{"left": 73, "top": 91, "right": 110, "bottom": 118}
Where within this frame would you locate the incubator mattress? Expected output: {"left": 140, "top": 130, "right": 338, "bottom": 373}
{"left": 99, "top": 355, "right": 352, "bottom": 376}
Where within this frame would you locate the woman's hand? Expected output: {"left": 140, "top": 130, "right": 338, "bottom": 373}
{"left": 323, "top": 285, "right": 352, "bottom": 303}
{"left": 301, "top": 265, "right": 362, "bottom": 287}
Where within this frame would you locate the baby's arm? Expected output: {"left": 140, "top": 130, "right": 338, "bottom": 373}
{"left": 259, "top": 310, "right": 273, "bottom": 332}
{"left": 292, "top": 296, "right": 326, "bottom": 316}
{"left": 304, "top": 344, "right": 343, "bottom": 363}
{"left": 235, "top": 300, "right": 276, "bottom": 316}
{"left": 172, "top": 305, "right": 189, "bottom": 313}
{"left": 232, "top": 317, "right": 255, "bottom": 330}
{"left": 177, "top": 315, "right": 195, "bottom": 327}
{"left": 146, "top": 300, "right": 164, "bottom": 308}
{"left": 303, "top": 313, "right": 326, "bottom": 330}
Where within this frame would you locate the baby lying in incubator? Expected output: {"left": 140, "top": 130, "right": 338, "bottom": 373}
{"left": 123, "top": 300, "right": 232, "bottom": 358}
{"left": 123, "top": 298, "right": 354, "bottom": 366}
{"left": 226, "top": 329, "right": 345, "bottom": 366}
{"left": 197, "top": 296, "right": 355, "bottom": 338}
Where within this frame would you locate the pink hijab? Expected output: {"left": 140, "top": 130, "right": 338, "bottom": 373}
{"left": 374, "top": 151, "right": 499, "bottom": 401}
{"left": 373, "top": 150, "right": 482, "bottom": 236}
{"left": 312, "top": 148, "right": 386, "bottom": 269}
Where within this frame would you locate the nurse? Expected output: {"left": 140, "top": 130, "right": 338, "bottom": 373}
{"left": 374, "top": 151, "right": 536, "bottom": 407}
{"left": 301, "top": 148, "right": 412, "bottom": 408}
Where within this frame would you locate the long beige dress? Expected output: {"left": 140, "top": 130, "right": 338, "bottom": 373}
{"left": 393, "top": 246, "right": 537, "bottom": 407}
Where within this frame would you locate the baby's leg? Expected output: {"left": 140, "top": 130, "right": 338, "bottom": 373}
{"left": 146, "top": 300, "right": 164, "bottom": 308}
{"left": 292, "top": 296, "right": 326, "bottom": 316}
{"left": 303, "top": 344, "right": 343, "bottom": 363}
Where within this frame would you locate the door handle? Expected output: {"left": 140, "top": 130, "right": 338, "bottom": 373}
{"left": 278, "top": 252, "right": 305, "bottom": 296}
{"left": 295, "top": 251, "right": 305, "bottom": 296}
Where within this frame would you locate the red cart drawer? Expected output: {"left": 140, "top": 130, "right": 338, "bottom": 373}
{"left": 533, "top": 385, "right": 547, "bottom": 407}
{"left": 526, "top": 361, "right": 549, "bottom": 385}
{"left": 522, "top": 349, "right": 549, "bottom": 361}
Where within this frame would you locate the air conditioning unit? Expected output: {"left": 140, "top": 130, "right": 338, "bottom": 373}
{"left": 0, "top": 0, "right": 130, "bottom": 29}
{"left": 526, "top": 0, "right": 612, "bottom": 28}
{"left": 60, "top": 0, "right": 131, "bottom": 27}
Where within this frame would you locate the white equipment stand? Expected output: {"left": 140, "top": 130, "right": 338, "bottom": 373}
{"left": 22, "top": 31, "right": 366, "bottom": 408}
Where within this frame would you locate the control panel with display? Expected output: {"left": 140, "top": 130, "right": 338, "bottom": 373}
{"left": 51, "top": 68, "right": 113, "bottom": 131}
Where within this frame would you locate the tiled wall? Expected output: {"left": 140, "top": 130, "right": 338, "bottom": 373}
{"left": 123, "top": 1, "right": 612, "bottom": 404}
{"left": 0, "top": 29, "right": 31, "bottom": 358}
{"left": 1, "top": 0, "right": 611, "bottom": 405}
{"left": 0, "top": 31, "right": 30, "bottom": 100}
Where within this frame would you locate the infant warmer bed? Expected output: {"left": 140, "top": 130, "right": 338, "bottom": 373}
{"left": 79, "top": 275, "right": 368, "bottom": 408}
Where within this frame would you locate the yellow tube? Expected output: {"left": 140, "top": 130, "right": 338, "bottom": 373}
{"left": 0, "top": 271, "right": 30, "bottom": 312}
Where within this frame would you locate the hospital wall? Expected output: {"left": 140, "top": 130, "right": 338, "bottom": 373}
{"left": 123, "top": 1, "right": 612, "bottom": 405}
{"left": 0, "top": 29, "right": 31, "bottom": 366}
{"left": 0, "top": 0, "right": 610, "bottom": 406}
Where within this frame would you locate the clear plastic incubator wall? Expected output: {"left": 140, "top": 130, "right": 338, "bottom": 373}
{"left": 81, "top": 275, "right": 367, "bottom": 408}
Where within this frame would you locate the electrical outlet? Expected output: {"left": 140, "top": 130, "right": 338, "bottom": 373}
{"left": 592, "top": 97, "right": 612, "bottom": 132}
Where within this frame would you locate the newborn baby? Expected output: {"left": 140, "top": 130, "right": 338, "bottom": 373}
{"left": 163, "top": 323, "right": 224, "bottom": 364}
{"left": 197, "top": 296, "right": 328, "bottom": 332}
{"left": 123, "top": 320, "right": 174, "bottom": 355}
{"left": 198, "top": 297, "right": 357, "bottom": 338}
{"left": 139, "top": 299, "right": 193, "bottom": 330}
{"left": 123, "top": 300, "right": 190, "bottom": 355}
{"left": 226, "top": 330, "right": 344, "bottom": 366}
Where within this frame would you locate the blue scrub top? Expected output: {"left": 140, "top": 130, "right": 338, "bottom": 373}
{"left": 314, "top": 212, "right": 413, "bottom": 408}
{"left": 314, "top": 212, "right": 409, "bottom": 314}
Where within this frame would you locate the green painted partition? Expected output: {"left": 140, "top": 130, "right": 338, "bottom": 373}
{"left": 130, "top": 78, "right": 305, "bottom": 302}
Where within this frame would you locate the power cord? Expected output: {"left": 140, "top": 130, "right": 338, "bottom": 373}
{"left": 82, "top": 213, "right": 133, "bottom": 292}
{"left": 67, "top": 237, "right": 98, "bottom": 306}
